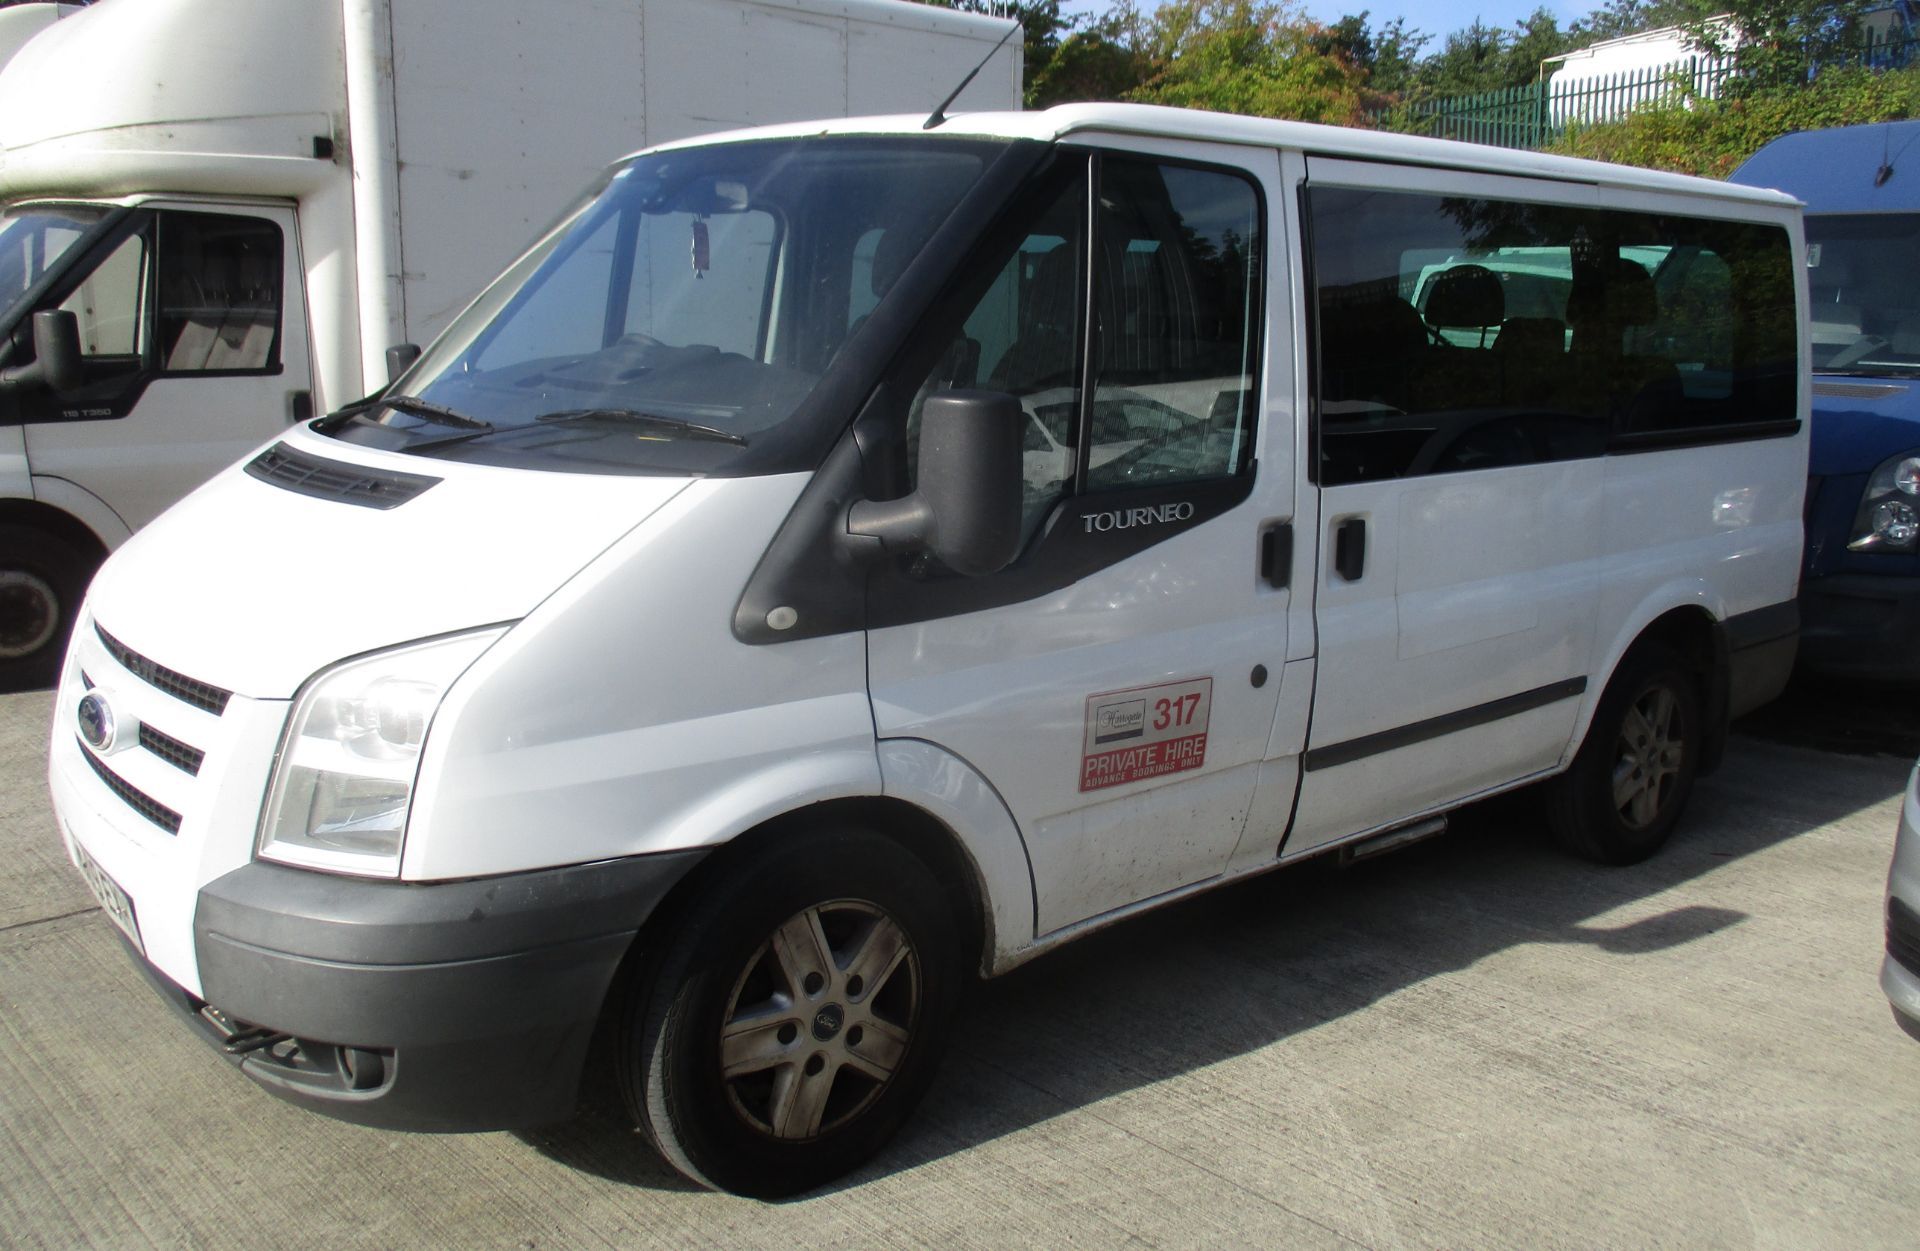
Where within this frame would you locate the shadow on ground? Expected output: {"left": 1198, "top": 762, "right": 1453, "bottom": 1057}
{"left": 522, "top": 738, "right": 1904, "bottom": 1194}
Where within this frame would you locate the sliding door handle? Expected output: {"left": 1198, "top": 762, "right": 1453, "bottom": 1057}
{"left": 1259, "top": 522, "right": 1292, "bottom": 589}
{"left": 1334, "top": 517, "right": 1367, "bottom": 582}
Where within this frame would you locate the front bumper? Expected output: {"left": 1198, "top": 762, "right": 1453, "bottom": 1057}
{"left": 1799, "top": 574, "right": 1920, "bottom": 683}
{"left": 1884, "top": 764, "right": 1920, "bottom": 1039}
{"left": 124, "top": 851, "right": 705, "bottom": 1131}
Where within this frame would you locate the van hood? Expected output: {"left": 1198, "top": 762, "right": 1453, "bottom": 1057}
{"left": 83, "top": 433, "right": 691, "bottom": 699}
{"left": 1811, "top": 375, "right": 1920, "bottom": 475}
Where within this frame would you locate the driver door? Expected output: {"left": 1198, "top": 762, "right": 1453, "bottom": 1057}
{"left": 866, "top": 138, "right": 1302, "bottom": 938}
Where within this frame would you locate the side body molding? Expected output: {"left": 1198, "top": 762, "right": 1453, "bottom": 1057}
{"left": 877, "top": 738, "right": 1038, "bottom": 977}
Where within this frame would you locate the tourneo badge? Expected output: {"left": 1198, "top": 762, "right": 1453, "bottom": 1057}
{"left": 1080, "top": 677, "right": 1212, "bottom": 792}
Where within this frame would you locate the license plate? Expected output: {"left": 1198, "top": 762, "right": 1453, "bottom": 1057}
{"left": 72, "top": 840, "right": 142, "bottom": 953}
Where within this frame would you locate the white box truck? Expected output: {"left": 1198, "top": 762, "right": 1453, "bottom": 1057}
{"left": 0, "top": 0, "right": 1019, "bottom": 684}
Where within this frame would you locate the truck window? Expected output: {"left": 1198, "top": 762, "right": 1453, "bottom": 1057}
{"left": 58, "top": 231, "right": 145, "bottom": 360}
{"left": 1310, "top": 188, "right": 1796, "bottom": 485}
{"left": 1084, "top": 158, "right": 1260, "bottom": 490}
{"left": 157, "top": 212, "right": 282, "bottom": 373}
{"left": 0, "top": 205, "right": 108, "bottom": 325}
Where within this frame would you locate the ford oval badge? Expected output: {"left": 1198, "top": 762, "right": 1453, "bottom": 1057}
{"left": 77, "top": 691, "right": 116, "bottom": 753}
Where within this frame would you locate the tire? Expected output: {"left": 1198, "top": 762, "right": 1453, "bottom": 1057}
{"left": 0, "top": 523, "right": 94, "bottom": 692}
{"left": 620, "top": 827, "right": 961, "bottom": 1197}
{"left": 1547, "top": 641, "right": 1702, "bottom": 865}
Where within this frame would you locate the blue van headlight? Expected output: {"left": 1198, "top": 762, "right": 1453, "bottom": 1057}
{"left": 257, "top": 628, "right": 505, "bottom": 877}
{"left": 1848, "top": 450, "right": 1920, "bottom": 552}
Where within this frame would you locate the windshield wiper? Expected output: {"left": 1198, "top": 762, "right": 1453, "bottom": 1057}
{"left": 534, "top": 407, "right": 747, "bottom": 446}
{"left": 383, "top": 394, "right": 493, "bottom": 431}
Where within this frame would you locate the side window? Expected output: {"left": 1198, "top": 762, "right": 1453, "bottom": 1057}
{"left": 157, "top": 212, "right": 282, "bottom": 373}
{"left": 1085, "top": 159, "right": 1261, "bottom": 490}
{"left": 908, "top": 171, "right": 1086, "bottom": 544}
{"left": 1309, "top": 188, "right": 1797, "bottom": 486}
{"left": 59, "top": 231, "right": 146, "bottom": 362}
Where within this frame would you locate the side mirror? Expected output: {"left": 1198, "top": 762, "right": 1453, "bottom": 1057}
{"left": 848, "top": 389, "right": 1025, "bottom": 577}
{"left": 0, "top": 310, "right": 82, "bottom": 394}
{"left": 386, "top": 342, "right": 421, "bottom": 382}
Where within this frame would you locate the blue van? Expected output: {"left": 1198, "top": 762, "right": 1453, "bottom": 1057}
{"left": 1734, "top": 121, "right": 1920, "bottom": 680}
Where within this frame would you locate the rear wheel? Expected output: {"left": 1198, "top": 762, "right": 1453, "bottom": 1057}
{"left": 621, "top": 827, "right": 960, "bottom": 1197}
{"left": 0, "top": 524, "right": 93, "bottom": 692}
{"left": 1547, "top": 641, "right": 1702, "bottom": 865}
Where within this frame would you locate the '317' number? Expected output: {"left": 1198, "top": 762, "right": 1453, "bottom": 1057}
{"left": 1153, "top": 693, "right": 1201, "bottom": 731}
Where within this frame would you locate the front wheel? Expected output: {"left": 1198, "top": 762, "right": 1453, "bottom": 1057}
{"left": 1547, "top": 641, "right": 1702, "bottom": 865}
{"left": 620, "top": 827, "right": 961, "bottom": 1197}
{"left": 0, "top": 524, "right": 94, "bottom": 692}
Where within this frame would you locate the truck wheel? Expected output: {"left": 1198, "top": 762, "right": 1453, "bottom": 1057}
{"left": 0, "top": 524, "right": 92, "bottom": 691}
{"left": 621, "top": 827, "right": 960, "bottom": 1197}
{"left": 1547, "top": 641, "right": 1701, "bottom": 865}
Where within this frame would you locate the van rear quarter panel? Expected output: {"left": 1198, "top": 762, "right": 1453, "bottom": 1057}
{"left": 1584, "top": 434, "right": 1807, "bottom": 748}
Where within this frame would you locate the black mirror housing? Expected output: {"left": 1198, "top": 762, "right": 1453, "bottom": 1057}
{"left": 0, "top": 309, "right": 82, "bottom": 395}
{"left": 848, "top": 389, "right": 1025, "bottom": 577}
{"left": 386, "top": 342, "right": 421, "bottom": 382}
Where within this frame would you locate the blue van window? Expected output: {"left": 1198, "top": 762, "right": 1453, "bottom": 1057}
{"left": 1804, "top": 214, "right": 1920, "bottom": 376}
{"left": 1309, "top": 188, "right": 1797, "bottom": 485}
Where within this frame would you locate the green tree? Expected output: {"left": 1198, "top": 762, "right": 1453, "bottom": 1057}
{"left": 1311, "top": 10, "right": 1429, "bottom": 96}
{"left": 1679, "top": 1, "right": 1877, "bottom": 94}
{"left": 1119, "top": 1, "right": 1370, "bottom": 124}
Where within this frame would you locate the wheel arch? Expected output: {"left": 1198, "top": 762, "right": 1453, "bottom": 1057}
{"left": 1581, "top": 595, "right": 1729, "bottom": 777}
{"left": 0, "top": 495, "right": 115, "bottom": 566}
{"left": 649, "top": 797, "right": 991, "bottom": 974}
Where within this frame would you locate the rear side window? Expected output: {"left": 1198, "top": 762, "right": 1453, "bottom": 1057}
{"left": 1309, "top": 188, "right": 1795, "bottom": 486}
{"left": 157, "top": 212, "right": 283, "bottom": 374}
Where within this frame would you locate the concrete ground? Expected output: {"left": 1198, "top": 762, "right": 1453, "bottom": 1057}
{"left": 2, "top": 686, "right": 1917, "bottom": 1249}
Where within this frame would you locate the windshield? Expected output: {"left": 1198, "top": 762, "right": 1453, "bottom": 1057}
{"left": 1805, "top": 213, "right": 1920, "bottom": 376}
{"left": 0, "top": 205, "right": 113, "bottom": 329}
{"left": 321, "top": 137, "right": 1002, "bottom": 475}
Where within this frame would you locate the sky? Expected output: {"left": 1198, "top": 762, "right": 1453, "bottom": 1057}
{"left": 1056, "top": 1, "right": 1597, "bottom": 45}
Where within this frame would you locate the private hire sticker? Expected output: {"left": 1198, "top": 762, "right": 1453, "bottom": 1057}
{"left": 1079, "top": 677, "right": 1212, "bottom": 792}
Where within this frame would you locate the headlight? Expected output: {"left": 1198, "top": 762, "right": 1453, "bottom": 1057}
{"left": 1848, "top": 450, "right": 1920, "bottom": 552}
{"left": 258, "top": 628, "right": 505, "bottom": 877}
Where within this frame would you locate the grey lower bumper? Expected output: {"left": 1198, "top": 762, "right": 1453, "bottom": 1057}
{"left": 136, "top": 850, "right": 706, "bottom": 1132}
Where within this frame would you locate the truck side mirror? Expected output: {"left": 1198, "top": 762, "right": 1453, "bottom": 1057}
{"left": 386, "top": 342, "right": 421, "bottom": 382}
{"left": 0, "top": 310, "right": 82, "bottom": 394}
{"left": 847, "top": 389, "right": 1025, "bottom": 577}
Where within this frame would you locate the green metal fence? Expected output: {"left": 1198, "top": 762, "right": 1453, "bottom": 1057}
{"left": 1394, "top": 30, "right": 1919, "bottom": 150}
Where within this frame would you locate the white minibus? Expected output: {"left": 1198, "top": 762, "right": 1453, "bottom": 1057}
{"left": 46, "top": 103, "right": 1807, "bottom": 1197}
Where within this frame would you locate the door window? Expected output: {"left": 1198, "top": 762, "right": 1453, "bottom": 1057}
{"left": 59, "top": 231, "right": 145, "bottom": 362}
{"left": 908, "top": 171, "right": 1086, "bottom": 544}
{"left": 157, "top": 212, "right": 283, "bottom": 373}
{"left": 1086, "top": 159, "right": 1261, "bottom": 490}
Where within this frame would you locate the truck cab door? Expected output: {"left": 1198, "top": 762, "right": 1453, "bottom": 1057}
{"left": 864, "top": 139, "right": 1301, "bottom": 940}
{"left": 18, "top": 202, "right": 311, "bottom": 532}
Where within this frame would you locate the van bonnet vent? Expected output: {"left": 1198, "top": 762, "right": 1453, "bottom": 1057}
{"left": 246, "top": 443, "right": 440, "bottom": 510}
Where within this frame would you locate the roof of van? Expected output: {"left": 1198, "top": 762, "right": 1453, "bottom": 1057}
{"left": 1731, "top": 120, "right": 1920, "bottom": 212}
{"left": 649, "top": 103, "right": 1800, "bottom": 211}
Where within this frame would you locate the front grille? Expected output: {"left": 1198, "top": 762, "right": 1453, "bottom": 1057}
{"left": 78, "top": 740, "right": 182, "bottom": 834}
{"left": 95, "top": 625, "right": 231, "bottom": 715}
{"left": 138, "top": 723, "right": 204, "bottom": 776}
{"left": 246, "top": 442, "right": 440, "bottom": 510}
{"left": 1890, "top": 896, "right": 1920, "bottom": 977}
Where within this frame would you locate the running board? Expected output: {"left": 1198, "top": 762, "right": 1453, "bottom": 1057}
{"left": 1339, "top": 815, "right": 1447, "bottom": 865}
